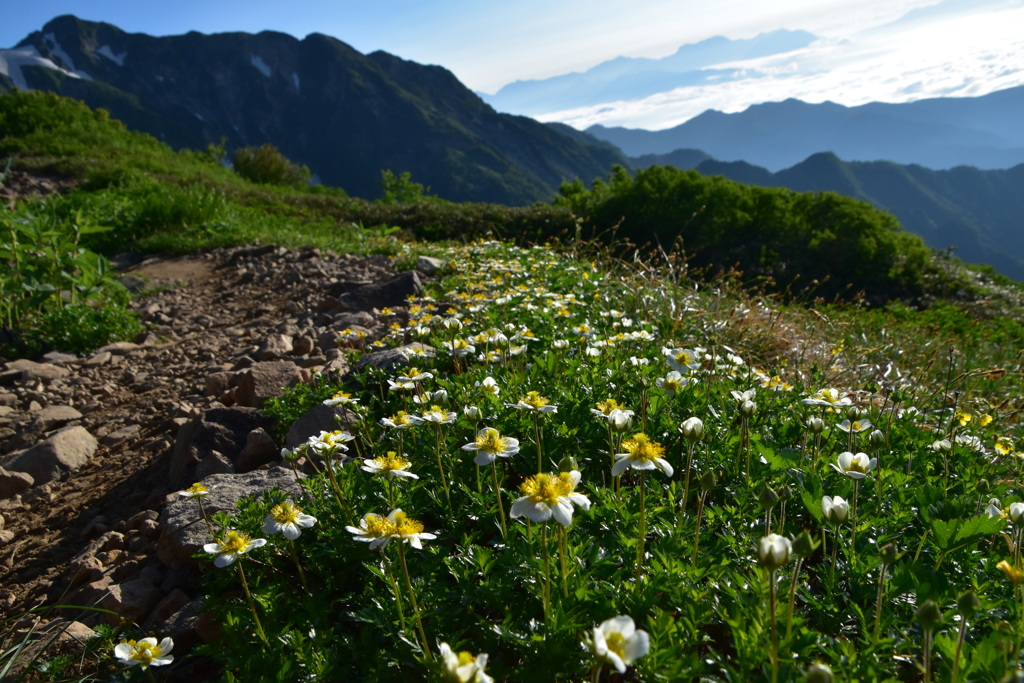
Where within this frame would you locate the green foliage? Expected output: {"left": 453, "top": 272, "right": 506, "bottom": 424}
{"left": 378, "top": 169, "right": 432, "bottom": 204}
{"left": 557, "top": 164, "right": 938, "bottom": 302}
{"left": 25, "top": 302, "right": 141, "bottom": 356}
{"left": 232, "top": 143, "right": 311, "bottom": 187}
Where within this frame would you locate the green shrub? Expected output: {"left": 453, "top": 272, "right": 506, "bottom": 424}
{"left": 27, "top": 302, "right": 141, "bottom": 356}
{"left": 233, "top": 143, "right": 311, "bottom": 187}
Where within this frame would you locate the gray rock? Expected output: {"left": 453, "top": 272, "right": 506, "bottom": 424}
{"left": 235, "top": 428, "right": 279, "bottom": 472}
{"left": 29, "top": 405, "right": 82, "bottom": 433}
{"left": 100, "top": 424, "right": 141, "bottom": 448}
{"left": 169, "top": 407, "right": 275, "bottom": 485}
{"left": 285, "top": 403, "right": 359, "bottom": 449}
{"left": 336, "top": 270, "right": 422, "bottom": 312}
{"left": 158, "top": 466, "right": 303, "bottom": 566}
{"left": 100, "top": 578, "right": 163, "bottom": 626}
{"left": 416, "top": 255, "right": 447, "bottom": 275}
{"left": 234, "top": 360, "right": 303, "bottom": 408}
{"left": 352, "top": 343, "right": 436, "bottom": 374}
{"left": 255, "top": 333, "right": 294, "bottom": 361}
{"left": 0, "top": 467, "right": 34, "bottom": 499}
{"left": 1, "top": 359, "right": 70, "bottom": 385}
{"left": 8, "top": 426, "right": 98, "bottom": 485}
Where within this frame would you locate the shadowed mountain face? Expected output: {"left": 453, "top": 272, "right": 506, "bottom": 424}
{"left": 0, "top": 15, "right": 626, "bottom": 204}
{"left": 590, "top": 88, "right": 1024, "bottom": 172}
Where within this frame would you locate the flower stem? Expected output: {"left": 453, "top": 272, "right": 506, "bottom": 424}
{"left": 397, "top": 543, "right": 431, "bottom": 658}
{"left": 540, "top": 522, "right": 552, "bottom": 623}
{"left": 288, "top": 539, "right": 309, "bottom": 592}
{"left": 433, "top": 425, "right": 451, "bottom": 507}
{"left": 380, "top": 550, "right": 406, "bottom": 631}
{"left": 236, "top": 561, "right": 268, "bottom": 646}
{"left": 768, "top": 568, "right": 779, "bottom": 683}
{"left": 786, "top": 557, "right": 803, "bottom": 641}
{"left": 873, "top": 563, "right": 887, "bottom": 641}
{"left": 197, "top": 498, "right": 216, "bottom": 539}
{"left": 532, "top": 413, "right": 543, "bottom": 473}
{"left": 691, "top": 492, "right": 705, "bottom": 565}
{"left": 635, "top": 471, "right": 647, "bottom": 581}
{"left": 951, "top": 617, "right": 968, "bottom": 683}
{"left": 491, "top": 462, "right": 508, "bottom": 541}
{"left": 681, "top": 441, "right": 695, "bottom": 511}
{"left": 558, "top": 524, "right": 569, "bottom": 598}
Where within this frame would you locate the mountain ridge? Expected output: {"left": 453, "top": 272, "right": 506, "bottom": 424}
{"left": 0, "top": 15, "right": 626, "bottom": 204}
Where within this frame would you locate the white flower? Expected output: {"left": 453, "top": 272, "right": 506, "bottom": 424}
{"left": 179, "top": 482, "right": 218, "bottom": 498}
{"left": 612, "top": 433, "right": 673, "bottom": 477}
{"left": 801, "top": 388, "right": 853, "bottom": 409}
{"left": 362, "top": 452, "right": 419, "bottom": 479}
{"left": 680, "top": 417, "right": 704, "bottom": 441}
{"left": 396, "top": 367, "right": 433, "bottom": 383}
{"left": 323, "top": 390, "right": 359, "bottom": 407}
{"left": 439, "top": 642, "right": 494, "bottom": 683}
{"left": 1010, "top": 502, "right": 1024, "bottom": 524}
{"left": 306, "top": 429, "right": 354, "bottom": 457}
{"left": 380, "top": 411, "right": 416, "bottom": 429}
{"left": 413, "top": 405, "right": 457, "bottom": 425}
{"left": 476, "top": 376, "right": 500, "bottom": 398}
{"left": 985, "top": 498, "right": 1005, "bottom": 519}
{"left": 663, "top": 347, "right": 701, "bottom": 373}
{"left": 731, "top": 389, "right": 756, "bottom": 402}
{"left": 461, "top": 427, "right": 520, "bottom": 466}
{"left": 346, "top": 512, "right": 398, "bottom": 550}
{"left": 388, "top": 509, "right": 437, "bottom": 549}
{"left": 509, "top": 391, "right": 558, "bottom": 413}
{"left": 510, "top": 471, "right": 591, "bottom": 526}
{"left": 590, "top": 615, "right": 650, "bottom": 674}
{"left": 413, "top": 389, "right": 449, "bottom": 405}
{"left": 606, "top": 408, "right": 633, "bottom": 433}
{"left": 822, "top": 495, "right": 849, "bottom": 524}
{"left": 837, "top": 419, "right": 872, "bottom": 433}
{"left": 656, "top": 370, "right": 691, "bottom": 395}
{"left": 758, "top": 533, "right": 793, "bottom": 570}
{"left": 114, "top": 636, "right": 174, "bottom": 669}
{"left": 203, "top": 530, "right": 267, "bottom": 568}
{"left": 262, "top": 500, "right": 317, "bottom": 540}
{"left": 831, "top": 451, "right": 877, "bottom": 479}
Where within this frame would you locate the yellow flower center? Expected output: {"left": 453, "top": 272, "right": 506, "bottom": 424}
{"left": 374, "top": 452, "right": 410, "bottom": 472}
{"left": 218, "top": 530, "right": 252, "bottom": 555}
{"left": 846, "top": 459, "right": 867, "bottom": 474}
{"left": 184, "top": 482, "right": 209, "bottom": 495}
{"left": 520, "top": 473, "right": 572, "bottom": 505}
{"left": 390, "top": 411, "right": 411, "bottom": 426}
{"left": 270, "top": 502, "right": 302, "bottom": 525}
{"left": 475, "top": 429, "right": 505, "bottom": 453}
{"left": 363, "top": 514, "right": 397, "bottom": 538}
{"left": 457, "top": 651, "right": 476, "bottom": 667}
{"left": 391, "top": 511, "right": 425, "bottom": 536}
{"left": 622, "top": 433, "right": 665, "bottom": 463}
{"left": 521, "top": 391, "right": 550, "bottom": 410}
{"left": 998, "top": 560, "right": 1024, "bottom": 584}
{"left": 604, "top": 632, "right": 626, "bottom": 660}
{"left": 596, "top": 399, "right": 623, "bottom": 415}
{"left": 122, "top": 639, "right": 158, "bottom": 664}
{"left": 331, "top": 391, "right": 352, "bottom": 401}
{"left": 675, "top": 350, "right": 694, "bottom": 365}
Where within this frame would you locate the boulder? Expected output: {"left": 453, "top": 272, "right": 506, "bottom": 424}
{"left": 7, "top": 426, "right": 98, "bottom": 485}
{"left": 416, "top": 255, "right": 447, "bottom": 275}
{"left": 336, "top": 270, "right": 422, "bottom": 312}
{"left": 169, "top": 407, "right": 275, "bottom": 485}
{"left": 158, "top": 466, "right": 303, "bottom": 566}
{"left": 29, "top": 405, "right": 82, "bottom": 433}
{"left": 234, "top": 360, "right": 303, "bottom": 408}
{"left": 235, "top": 428, "right": 279, "bottom": 472}
{"left": 0, "top": 467, "right": 34, "bottom": 499}
{"left": 285, "top": 403, "right": 359, "bottom": 449}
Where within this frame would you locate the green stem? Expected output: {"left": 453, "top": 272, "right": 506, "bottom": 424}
{"left": 491, "top": 462, "right": 508, "bottom": 541}
{"left": 236, "top": 561, "right": 268, "bottom": 646}
{"left": 769, "top": 568, "right": 779, "bottom": 683}
{"left": 288, "top": 539, "right": 309, "bottom": 592}
{"left": 380, "top": 550, "right": 406, "bottom": 630}
{"left": 873, "top": 563, "right": 887, "bottom": 641}
{"left": 691, "top": 492, "right": 705, "bottom": 564}
{"left": 433, "top": 425, "right": 451, "bottom": 507}
{"left": 397, "top": 543, "right": 431, "bottom": 658}
{"left": 681, "top": 441, "right": 695, "bottom": 511}
{"left": 558, "top": 524, "right": 569, "bottom": 598}
{"left": 635, "top": 471, "right": 647, "bottom": 581}
{"left": 533, "top": 413, "right": 543, "bottom": 473}
{"left": 540, "top": 523, "right": 552, "bottom": 623}
{"left": 951, "top": 618, "right": 968, "bottom": 683}
{"left": 786, "top": 557, "right": 803, "bottom": 641}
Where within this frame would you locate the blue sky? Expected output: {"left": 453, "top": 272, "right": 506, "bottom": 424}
{"left": 2, "top": 0, "right": 1022, "bottom": 130}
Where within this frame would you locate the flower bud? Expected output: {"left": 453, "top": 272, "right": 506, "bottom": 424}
{"left": 957, "top": 590, "right": 980, "bottom": 619}
{"left": 822, "top": 495, "right": 849, "bottom": 524}
{"left": 806, "top": 663, "right": 835, "bottom": 683}
{"left": 846, "top": 405, "right": 867, "bottom": 421}
{"left": 916, "top": 598, "right": 943, "bottom": 632}
{"left": 806, "top": 416, "right": 825, "bottom": 433}
{"left": 792, "top": 530, "right": 820, "bottom": 558}
{"left": 880, "top": 543, "right": 900, "bottom": 565}
{"left": 1010, "top": 502, "right": 1024, "bottom": 524}
{"left": 739, "top": 399, "right": 757, "bottom": 417}
{"left": 463, "top": 405, "right": 481, "bottom": 421}
{"left": 869, "top": 429, "right": 885, "bottom": 446}
{"left": 558, "top": 455, "right": 578, "bottom": 472}
{"left": 680, "top": 417, "right": 704, "bottom": 441}
{"left": 977, "top": 478, "right": 991, "bottom": 495}
{"left": 699, "top": 471, "right": 718, "bottom": 490}
{"left": 443, "top": 317, "right": 463, "bottom": 331}
{"left": 759, "top": 484, "right": 780, "bottom": 512}
{"left": 758, "top": 533, "right": 792, "bottom": 571}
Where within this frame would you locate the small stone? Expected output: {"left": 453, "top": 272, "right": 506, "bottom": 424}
{"left": 100, "top": 424, "right": 141, "bottom": 448}
{"left": 29, "top": 405, "right": 83, "bottom": 433}
{"left": 0, "top": 467, "right": 34, "bottom": 499}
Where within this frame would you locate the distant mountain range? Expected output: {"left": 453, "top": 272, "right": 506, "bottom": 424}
{"left": 588, "top": 88, "right": 1024, "bottom": 171}
{"left": 0, "top": 15, "right": 625, "bottom": 204}
{"left": 480, "top": 29, "right": 816, "bottom": 115}
{"left": 634, "top": 150, "right": 1024, "bottom": 280}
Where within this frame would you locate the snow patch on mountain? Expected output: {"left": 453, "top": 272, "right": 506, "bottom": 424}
{"left": 251, "top": 54, "right": 271, "bottom": 77}
{"left": 97, "top": 45, "right": 126, "bottom": 66}
{"left": 0, "top": 46, "right": 85, "bottom": 90}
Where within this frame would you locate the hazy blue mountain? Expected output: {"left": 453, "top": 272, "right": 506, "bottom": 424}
{"left": 591, "top": 88, "right": 1024, "bottom": 171}
{"left": 657, "top": 152, "right": 1024, "bottom": 279}
{"left": 0, "top": 15, "right": 626, "bottom": 204}
{"left": 481, "top": 30, "right": 816, "bottom": 115}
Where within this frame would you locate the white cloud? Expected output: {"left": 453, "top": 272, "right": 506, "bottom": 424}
{"left": 532, "top": 3, "right": 1024, "bottom": 130}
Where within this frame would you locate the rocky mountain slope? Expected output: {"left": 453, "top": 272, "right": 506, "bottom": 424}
{"left": 0, "top": 15, "right": 625, "bottom": 204}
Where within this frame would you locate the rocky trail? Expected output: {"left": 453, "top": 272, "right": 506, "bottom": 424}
{"left": 0, "top": 238, "right": 440, "bottom": 675}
